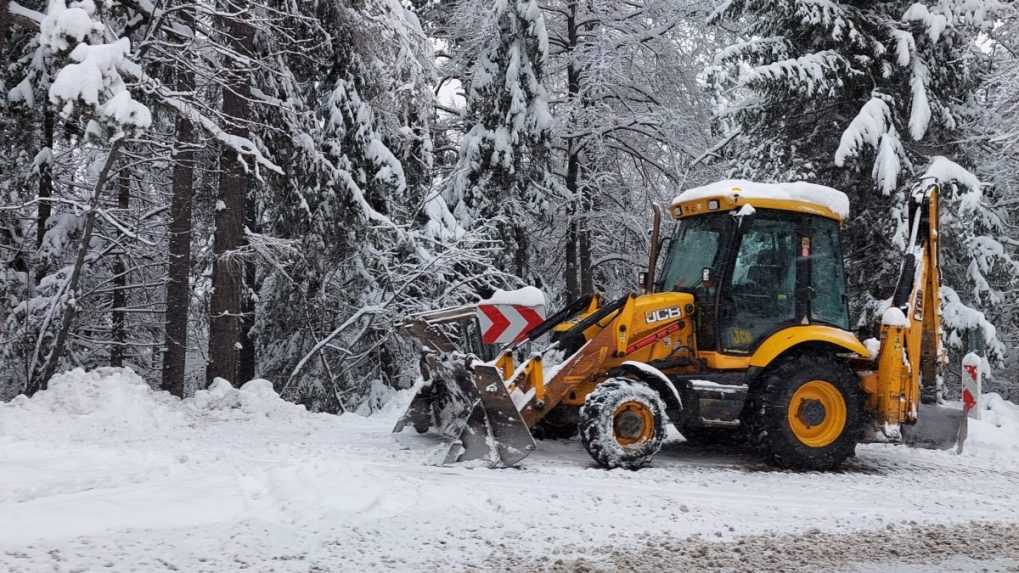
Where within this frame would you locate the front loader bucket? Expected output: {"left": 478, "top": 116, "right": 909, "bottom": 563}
{"left": 901, "top": 403, "right": 968, "bottom": 452}
{"left": 393, "top": 352, "right": 535, "bottom": 466}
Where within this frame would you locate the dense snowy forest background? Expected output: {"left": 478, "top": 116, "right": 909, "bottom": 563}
{"left": 1, "top": 0, "right": 1017, "bottom": 411}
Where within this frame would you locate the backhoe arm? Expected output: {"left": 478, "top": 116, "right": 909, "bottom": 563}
{"left": 874, "top": 182, "right": 943, "bottom": 428}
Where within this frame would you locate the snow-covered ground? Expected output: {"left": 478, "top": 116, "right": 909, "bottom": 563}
{"left": 1, "top": 368, "right": 1018, "bottom": 572}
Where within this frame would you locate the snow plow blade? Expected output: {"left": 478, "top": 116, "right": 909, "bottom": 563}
{"left": 393, "top": 352, "right": 535, "bottom": 466}
{"left": 901, "top": 404, "right": 968, "bottom": 452}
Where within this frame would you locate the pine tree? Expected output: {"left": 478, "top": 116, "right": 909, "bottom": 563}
{"left": 249, "top": 0, "right": 504, "bottom": 411}
{"left": 709, "top": 0, "right": 1011, "bottom": 372}
{"left": 447, "top": 0, "right": 554, "bottom": 283}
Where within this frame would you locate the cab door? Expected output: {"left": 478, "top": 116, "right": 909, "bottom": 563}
{"left": 718, "top": 211, "right": 802, "bottom": 353}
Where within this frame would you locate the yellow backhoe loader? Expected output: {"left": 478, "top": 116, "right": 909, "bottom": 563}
{"left": 394, "top": 178, "right": 967, "bottom": 470}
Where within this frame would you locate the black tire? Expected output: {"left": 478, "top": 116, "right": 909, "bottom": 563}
{"left": 579, "top": 378, "right": 667, "bottom": 470}
{"left": 743, "top": 352, "right": 863, "bottom": 471}
{"left": 532, "top": 405, "right": 579, "bottom": 440}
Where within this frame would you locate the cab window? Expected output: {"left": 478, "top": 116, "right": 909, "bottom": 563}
{"left": 721, "top": 213, "right": 799, "bottom": 352}
{"left": 810, "top": 218, "right": 849, "bottom": 329}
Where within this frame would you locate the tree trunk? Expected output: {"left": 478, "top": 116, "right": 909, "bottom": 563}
{"left": 513, "top": 223, "right": 529, "bottom": 281}
{"left": 206, "top": 8, "right": 253, "bottom": 387}
{"left": 579, "top": 183, "right": 593, "bottom": 295}
{"left": 110, "top": 167, "right": 129, "bottom": 367}
{"left": 162, "top": 53, "right": 196, "bottom": 398}
{"left": 563, "top": 0, "right": 581, "bottom": 301}
{"left": 0, "top": 0, "right": 10, "bottom": 57}
{"left": 564, "top": 152, "right": 580, "bottom": 300}
{"left": 36, "top": 107, "right": 54, "bottom": 248}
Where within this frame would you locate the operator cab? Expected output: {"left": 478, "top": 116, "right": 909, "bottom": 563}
{"left": 657, "top": 181, "right": 850, "bottom": 355}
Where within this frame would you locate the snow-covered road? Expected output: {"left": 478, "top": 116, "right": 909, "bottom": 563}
{"left": 1, "top": 368, "right": 1018, "bottom": 572}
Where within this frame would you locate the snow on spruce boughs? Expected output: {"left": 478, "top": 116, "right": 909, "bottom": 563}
{"left": 321, "top": 77, "right": 406, "bottom": 229}
{"left": 11, "top": 0, "right": 150, "bottom": 135}
{"left": 923, "top": 157, "right": 1016, "bottom": 363}
{"left": 711, "top": 0, "right": 1000, "bottom": 194}
{"left": 710, "top": 1, "right": 1010, "bottom": 371}
{"left": 450, "top": 0, "right": 553, "bottom": 229}
{"left": 251, "top": 0, "right": 506, "bottom": 411}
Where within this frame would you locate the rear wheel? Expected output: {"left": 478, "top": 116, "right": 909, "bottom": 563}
{"left": 579, "top": 378, "right": 666, "bottom": 470}
{"left": 745, "top": 353, "right": 863, "bottom": 470}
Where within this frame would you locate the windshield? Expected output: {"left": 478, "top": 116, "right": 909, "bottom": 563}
{"left": 658, "top": 214, "right": 734, "bottom": 291}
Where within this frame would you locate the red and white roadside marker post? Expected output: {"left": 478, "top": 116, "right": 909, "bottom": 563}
{"left": 961, "top": 352, "right": 982, "bottom": 420}
{"left": 475, "top": 288, "right": 547, "bottom": 346}
{"left": 477, "top": 303, "right": 546, "bottom": 345}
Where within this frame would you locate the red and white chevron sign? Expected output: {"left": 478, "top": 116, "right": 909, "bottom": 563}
{"left": 477, "top": 304, "right": 545, "bottom": 345}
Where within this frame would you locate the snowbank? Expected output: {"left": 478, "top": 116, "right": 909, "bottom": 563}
{"left": 192, "top": 377, "right": 310, "bottom": 421}
{"left": 673, "top": 179, "right": 850, "bottom": 218}
{"left": 966, "top": 392, "right": 1019, "bottom": 461}
{"left": 0, "top": 368, "right": 311, "bottom": 441}
{"left": 0, "top": 367, "right": 185, "bottom": 440}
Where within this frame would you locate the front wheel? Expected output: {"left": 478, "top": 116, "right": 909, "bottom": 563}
{"left": 746, "top": 353, "right": 863, "bottom": 471}
{"left": 579, "top": 378, "right": 667, "bottom": 470}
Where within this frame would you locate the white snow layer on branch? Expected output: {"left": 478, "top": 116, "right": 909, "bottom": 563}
{"left": 793, "top": 0, "right": 856, "bottom": 42}
{"left": 38, "top": 0, "right": 98, "bottom": 52}
{"left": 9, "top": 1, "right": 45, "bottom": 25}
{"left": 42, "top": 1, "right": 151, "bottom": 131}
{"left": 366, "top": 139, "right": 407, "bottom": 193}
{"left": 924, "top": 156, "right": 982, "bottom": 190}
{"left": 902, "top": 3, "right": 949, "bottom": 43}
{"left": 872, "top": 128, "right": 903, "bottom": 194}
{"left": 942, "top": 286, "right": 1003, "bottom": 358}
{"left": 909, "top": 59, "right": 931, "bottom": 140}
{"left": 834, "top": 97, "right": 891, "bottom": 167}
{"left": 148, "top": 83, "right": 281, "bottom": 176}
{"left": 714, "top": 36, "right": 788, "bottom": 65}
{"left": 422, "top": 194, "right": 465, "bottom": 242}
{"left": 924, "top": 155, "right": 984, "bottom": 218}
{"left": 738, "top": 51, "right": 845, "bottom": 95}
{"left": 891, "top": 29, "right": 914, "bottom": 67}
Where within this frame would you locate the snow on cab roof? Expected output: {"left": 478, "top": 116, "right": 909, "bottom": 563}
{"left": 672, "top": 179, "right": 850, "bottom": 219}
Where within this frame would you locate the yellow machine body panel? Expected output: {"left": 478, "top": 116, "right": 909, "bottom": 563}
{"left": 749, "top": 326, "right": 868, "bottom": 368}
{"left": 608, "top": 291, "right": 696, "bottom": 364}
{"left": 518, "top": 292, "right": 696, "bottom": 409}
{"left": 671, "top": 327, "right": 867, "bottom": 372}
{"left": 556, "top": 292, "right": 696, "bottom": 407}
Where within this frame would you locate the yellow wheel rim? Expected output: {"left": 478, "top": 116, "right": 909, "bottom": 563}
{"left": 787, "top": 380, "right": 847, "bottom": 448}
{"left": 613, "top": 401, "right": 655, "bottom": 447}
